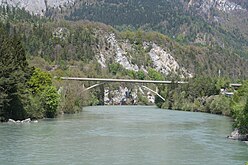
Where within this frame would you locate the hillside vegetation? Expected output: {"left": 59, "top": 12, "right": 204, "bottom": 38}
{"left": 46, "top": 0, "right": 248, "bottom": 58}
{"left": 1, "top": 6, "right": 248, "bottom": 79}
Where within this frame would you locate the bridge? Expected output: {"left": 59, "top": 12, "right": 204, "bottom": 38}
{"left": 229, "top": 83, "right": 242, "bottom": 88}
{"left": 59, "top": 77, "right": 242, "bottom": 102}
{"left": 59, "top": 77, "right": 188, "bottom": 102}
{"left": 60, "top": 77, "right": 188, "bottom": 84}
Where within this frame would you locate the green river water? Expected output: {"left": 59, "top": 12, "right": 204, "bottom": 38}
{"left": 0, "top": 106, "right": 247, "bottom": 165}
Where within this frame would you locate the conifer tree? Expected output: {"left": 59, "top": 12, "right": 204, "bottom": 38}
{"left": 0, "top": 24, "right": 33, "bottom": 121}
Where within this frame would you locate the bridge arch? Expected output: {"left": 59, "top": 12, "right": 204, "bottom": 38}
{"left": 60, "top": 77, "right": 186, "bottom": 103}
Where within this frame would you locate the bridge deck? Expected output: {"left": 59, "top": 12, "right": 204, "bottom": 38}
{"left": 60, "top": 77, "right": 188, "bottom": 84}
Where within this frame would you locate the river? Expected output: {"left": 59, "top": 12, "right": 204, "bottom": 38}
{"left": 0, "top": 106, "right": 247, "bottom": 165}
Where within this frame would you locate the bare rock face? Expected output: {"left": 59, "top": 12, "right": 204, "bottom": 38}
{"left": 104, "top": 86, "right": 139, "bottom": 105}
{"left": 106, "top": 33, "right": 137, "bottom": 71}
{"left": 0, "top": 0, "right": 75, "bottom": 16}
{"left": 1, "top": 0, "right": 46, "bottom": 15}
{"left": 97, "top": 33, "right": 193, "bottom": 78}
{"left": 188, "top": 0, "right": 245, "bottom": 14}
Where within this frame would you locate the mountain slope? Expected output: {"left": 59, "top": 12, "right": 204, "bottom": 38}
{"left": 1, "top": 0, "right": 248, "bottom": 58}
{"left": 47, "top": 0, "right": 248, "bottom": 58}
{"left": 0, "top": 1, "right": 248, "bottom": 79}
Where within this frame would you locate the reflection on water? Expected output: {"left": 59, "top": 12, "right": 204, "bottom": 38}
{"left": 0, "top": 106, "right": 247, "bottom": 165}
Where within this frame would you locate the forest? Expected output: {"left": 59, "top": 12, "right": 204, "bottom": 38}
{"left": 48, "top": 0, "right": 248, "bottom": 58}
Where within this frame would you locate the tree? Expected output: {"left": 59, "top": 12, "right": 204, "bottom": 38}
{"left": 209, "top": 95, "right": 231, "bottom": 115}
{"left": 148, "top": 68, "right": 164, "bottom": 81}
{"left": 232, "top": 98, "right": 248, "bottom": 134}
{"left": 27, "top": 68, "right": 60, "bottom": 118}
{"left": 0, "top": 25, "right": 33, "bottom": 121}
{"left": 232, "top": 81, "right": 248, "bottom": 134}
{"left": 27, "top": 68, "right": 52, "bottom": 94}
{"left": 136, "top": 71, "right": 145, "bottom": 80}
{"left": 40, "top": 86, "right": 60, "bottom": 118}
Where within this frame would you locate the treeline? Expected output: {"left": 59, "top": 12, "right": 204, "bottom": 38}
{"left": 155, "top": 76, "right": 248, "bottom": 134}
{"left": 0, "top": 24, "right": 59, "bottom": 121}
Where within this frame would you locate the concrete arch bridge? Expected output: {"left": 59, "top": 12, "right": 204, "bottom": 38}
{"left": 59, "top": 77, "right": 188, "bottom": 102}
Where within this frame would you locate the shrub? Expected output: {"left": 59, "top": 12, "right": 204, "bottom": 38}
{"left": 210, "top": 95, "right": 231, "bottom": 115}
{"left": 41, "top": 86, "right": 60, "bottom": 118}
{"left": 27, "top": 68, "right": 60, "bottom": 118}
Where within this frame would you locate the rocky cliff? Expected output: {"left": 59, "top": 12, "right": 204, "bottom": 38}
{"left": 0, "top": 0, "right": 75, "bottom": 15}
{"left": 96, "top": 32, "right": 192, "bottom": 78}
{"left": 188, "top": 0, "right": 245, "bottom": 14}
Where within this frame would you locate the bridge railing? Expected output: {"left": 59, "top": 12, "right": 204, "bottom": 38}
{"left": 59, "top": 77, "right": 188, "bottom": 85}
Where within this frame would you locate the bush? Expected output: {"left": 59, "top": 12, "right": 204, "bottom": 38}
{"left": 25, "top": 95, "right": 45, "bottom": 119}
{"left": 232, "top": 98, "right": 248, "bottom": 134}
{"left": 59, "top": 81, "right": 87, "bottom": 114}
{"left": 181, "top": 102, "right": 194, "bottom": 111}
{"left": 136, "top": 71, "right": 145, "bottom": 80}
{"left": 138, "top": 92, "right": 149, "bottom": 105}
{"left": 41, "top": 86, "right": 60, "bottom": 118}
{"left": 231, "top": 81, "right": 248, "bottom": 134}
{"left": 27, "top": 68, "right": 60, "bottom": 118}
{"left": 148, "top": 68, "right": 164, "bottom": 81}
{"left": 109, "top": 63, "right": 124, "bottom": 75}
{"left": 209, "top": 95, "right": 231, "bottom": 115}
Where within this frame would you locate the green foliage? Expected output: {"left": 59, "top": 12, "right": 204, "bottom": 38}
{"left": 1, "top": 10, "right": 248, "bottom": 79}
{"left": 215, "top": 78, "right": 230, "bottom": 91}
{"left": 56, "top": 0, "right": 248, "bottom": 59}
{"left": 88, "top": 93, "right": 100, "bottom": 106}
{"left": 232, "top": 98, "right": 248, "bottom": 134}
{"left": 185, "top": 77, "right": 218, "bottom": 100}
{"left": 172, "top": 91, "right": 187, "bottom": 110}
{"left": 148, "top": 68, "right": 164, "bottom": 81}
{"left": 231, "top": 81, "right": 248, "bottom": 134}
{"left": 25, "top": 95, "right": 44, "bottom": 119}
{"left": 136, "top": 71, "right": 145, "bottom": 80}
{"left": 58, "top": 79, "right": 88, "bottom": 114}
{"left": 209, "top": 95, "right": 231, "bottom": 115}
{"left": 26, "top": 68, "right": 60, "bottom": 118}
{"left": 155, "top": 86, "right": 168, "bottom": 108}
{"left": 28, "top": 68, "right": 52, "bottom": 94}
{"left": 137, "top": 92, "right": 149, "bottom": 105}
{"left": 155, "top": 95, "right": 165, "bottom": 108}
{"left": 156, "top": 77, "right": 247, "bottom": 134}
{"left": 40, "top": 86, "right": 60, "bottom": 118}
{"left": 156, "top": 76, "right": 230, "bottom": 114}
{"left": 108, "top": 63, "right": 124, "bottom": 75}
{"left": 126, "top": 70, "right": 146, "bottom": 80}
{"left": 0, "top": 25, "right": 33, "bottom": 121}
